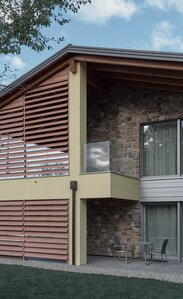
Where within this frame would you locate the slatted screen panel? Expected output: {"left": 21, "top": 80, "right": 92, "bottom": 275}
{"left": 0, "top": 98, "right": 25, "bottom": 179}
{"left": 0, "top": 68, "right": 69, "bottom": 179}
{"left": 0, "top": 201, "right": 24, "bottom": 258}
{"left": 24, "top": 200, "right": 69, "bottom": 261}
{"left": 0, "top": 199, "right": 69, "bottom": 261}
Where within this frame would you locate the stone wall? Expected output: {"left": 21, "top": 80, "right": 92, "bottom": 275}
{"left": 87, "top": 84, "right": 183, "bottom": 178}
{"left": 87, "top": 199, "right": 140, "bottom": 256}
{"left": 87, "top": 84, "right": 183, "bottom": 256}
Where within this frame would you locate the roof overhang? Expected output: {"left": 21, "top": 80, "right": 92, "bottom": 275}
{"left": 1, "top": 44, "right": 183, "bottom": 105}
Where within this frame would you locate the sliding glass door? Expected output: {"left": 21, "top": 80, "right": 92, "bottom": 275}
{"left": 146, "top": 204, "right": 177, "bottom": 257}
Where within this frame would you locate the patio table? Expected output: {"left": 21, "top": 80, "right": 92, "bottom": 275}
{"left": 131, "top": 241, "right": 154, "bottom": 265}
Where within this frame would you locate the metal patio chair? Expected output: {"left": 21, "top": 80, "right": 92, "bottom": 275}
{"left": 113, "top": 236, "right": 133, "bottom": 263}
{"left": 150, "top": 239, "right": 169, "bottom": 263}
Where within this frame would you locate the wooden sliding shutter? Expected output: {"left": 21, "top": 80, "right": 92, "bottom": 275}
{"left": 0, "top": 199, "right": 69, "bottom": 261}
{"left": 24, "top": 200, "right": 69, "bottom": 261}
{"left": 0, "top": 201, "right": 24, "bottom": 258}
{"left": 0, "top": 68, "right": 69, "bottom": 179}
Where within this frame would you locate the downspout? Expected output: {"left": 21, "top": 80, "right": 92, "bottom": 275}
{"left": 70, "top": 180, "right": 78, "bottom": 265}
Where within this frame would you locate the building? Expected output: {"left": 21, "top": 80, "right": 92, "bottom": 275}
{"left": 0, "top": 45, "right": 183, "bottom": 265}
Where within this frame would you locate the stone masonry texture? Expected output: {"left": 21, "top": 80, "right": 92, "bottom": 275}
{"left": 87, "top": 199, "right": 140, "bottom": 256}
{"left": 87, "top": 83, "right": 183, "bottom": 256}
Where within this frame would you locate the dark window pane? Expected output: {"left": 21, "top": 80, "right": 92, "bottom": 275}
{"left": 142, "top": 121, "right": 177, "bottom": 176}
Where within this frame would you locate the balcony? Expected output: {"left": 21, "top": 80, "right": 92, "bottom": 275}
{"left": 82, "top": 141, "right": 110, "bottom": 173}
{"left": 81, "top": 141, "right": 139, "bottom": 201}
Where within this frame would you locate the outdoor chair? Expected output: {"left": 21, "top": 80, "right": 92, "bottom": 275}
{"left": 113, "top": 236, "right": 133, "bottom": 263}
{"left": 150, "top": 239, "right": 169, "bottom": 263}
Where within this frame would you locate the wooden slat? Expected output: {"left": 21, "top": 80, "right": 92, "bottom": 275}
{"left": 25, "top": 216, "right": 68, "bottom": 222}
{"left": 25, "top": 222, "right": 68, "bottom": 227}
{"left": 25, "top": 102, "right": 68, "bottom": 115}
{"left": 25, "top": 80, "right": 68, "bottom": 94}
{"left": 0, "top": 231, "right": 24, "bottom": 236}
{"left": 24, "top": 252, "right": 67, "bottom": 260}
{"left": 26, "top": 88, "right": 68, "bottom": 102}
{"left": 0, "top": 241, "right": 23, "bottom": 246}
{"left": 25, "top": 232, "right": 68, "bottom": 238}
{"left": 25, "top": 114, "right": 68, "bottom": 125}
{"left": 25, "top": 205, "right": 68, "bottom": 211}
{"left": 25, "top": 119, "right": 68, "bottom": 130}
{"left": 0, "top": 206, "right": 23, "bottom": 211}
{"left": 0, "top": 106, "right": 23, "bottom": 116}
{"left": 0, "top": 111, "right": 23, "bottom": 120}
{"left": 25, "top": 200, "right": 68, "bottom": 205}
{"left": 0, "top": 226, "right": 23, "bottom": 231}
{"left": 0, "top": 236, "right": 24, "bottom": 242}
{"left": 25, "top": 211, "right": 68, "bottom": 216}
{"left": 25, "top": 227, "right": 68, "bottom": 232}
{"left": 24, "top": 247, "right": 67, "bottom": 255}
{"left": 0, "top": 159, "right": 68, "bottom": 168}
{"left": 0, "top": 163, "right": 68, "bottom": 173}
{"left": 0, "top": 201, "right": 23, "bottom": 206}
{"left": 25, "top": 87, "right": 68, "bottom": 99}
{"left": 25, "top": 243, "right": 68, "bottom": 249}
{"left": 0, "top": 251, "right": 23, "bottom": 257}
{"left": 0, "top": 216, "right": 23, "bottom": 221}
{"left": 25, "top": 129, "right": 68, "bottom": 141}
{"left": 25, "top": 108, "right": 68, "bottom": 120}
{"left": 25, "top": 125, "right": 68, "bottom": 135}
{"left": 25, "top": 93, "right": 68, "bottom": 106}
{"left": 0, "top": 211, "right": 23, "bottom": 216}
{"left": 25, "top": 237, "right": 68, "bottom": 243}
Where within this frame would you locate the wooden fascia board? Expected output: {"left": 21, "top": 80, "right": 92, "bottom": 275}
{"left": 74, "top": 54, "right": 183, "bottom": 71}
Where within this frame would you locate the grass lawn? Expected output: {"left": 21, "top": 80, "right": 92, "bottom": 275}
{"left": 0, "top": 264, "right": 183, "bottom": 299}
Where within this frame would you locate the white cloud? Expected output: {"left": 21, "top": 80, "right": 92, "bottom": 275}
{"left": 144, "top": 0, "right": 183, "bottom": 13}
{"left": 4, "top": 56, "right": 28, "bottom": 70}
{"left": 150, "top": 21, "right": 183, "bottom": 51}
{"left": 76, "top": 0, "right": 138, "bottom": 25}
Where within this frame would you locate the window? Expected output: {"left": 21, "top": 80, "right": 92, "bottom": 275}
{"left": 142, "top": 121, "right": 177, "bottom": 177}
{"left": 145, "top": 204, "right": 177, "bottom": 257}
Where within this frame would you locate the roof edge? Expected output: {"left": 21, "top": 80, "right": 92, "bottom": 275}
{"left": 1, "top": 44, "right": 183, "bottom": 99}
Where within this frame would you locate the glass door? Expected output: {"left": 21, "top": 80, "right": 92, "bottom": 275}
{"left": 146, "top": 204, "right": 177, "bottom": 257}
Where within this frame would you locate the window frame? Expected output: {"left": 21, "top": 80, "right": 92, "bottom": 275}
{"left": 140, "top": 119, "right": 181, "bottom": 179}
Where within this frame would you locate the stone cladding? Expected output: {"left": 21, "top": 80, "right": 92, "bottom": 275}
{"left": 87, "top": 84, "right": 183, "bottom": 178}
{"left": 87, "top": 84, "right": 183, "bottom": 256}
{"left": 87, "top": 199, "right": 140, "bottom": 256}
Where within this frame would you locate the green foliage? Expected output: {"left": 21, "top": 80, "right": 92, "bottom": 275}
{"left": 0, "top": 264, "right": 183, "bottom": 299}
{"left": 0, "top": 0, "right": 91, "bottom": 55}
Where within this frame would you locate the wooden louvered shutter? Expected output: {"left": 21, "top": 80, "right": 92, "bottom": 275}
{"left": 0, "top": 69, "right": 69, "bottom": 179}
{"left": 0, "top": 98, "right": 24, "bottom": 178}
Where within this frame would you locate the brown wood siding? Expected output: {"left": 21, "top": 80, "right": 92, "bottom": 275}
{"left": 0, "top": 199, "right": 69, "bottom": 261}
{"left": 0, "top": 68, "right": 69, "bottom": 179}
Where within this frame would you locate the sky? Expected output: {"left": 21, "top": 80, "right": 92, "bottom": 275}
{"left": 2, "top": 0, "right": 183, "bottom": 83}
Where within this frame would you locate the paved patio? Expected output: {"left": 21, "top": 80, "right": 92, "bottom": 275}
{"left": 0, "top": 256, "right": 182, "bottom": 283}
{"left": 86, "top": 256, "right": 183, "bottom": 283}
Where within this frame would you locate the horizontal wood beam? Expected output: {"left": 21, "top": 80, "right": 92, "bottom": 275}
{"left": 75, "top": 55, "right": 183, "bottom": 71}
{"left": 99, "top": 71, "right": 183, "bottom": 88}
{"left": 88, "top": 63, "right": 183, "bottom": 80}
{"left": 116, "top": 79, "right": 183, "bottom": 93}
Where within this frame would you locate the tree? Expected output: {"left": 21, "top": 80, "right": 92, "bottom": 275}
{"left": 0, "top": 0, "right": 90, "bottom": 89}
{"left": 0, "top": 0, "right": 90, "bottom": 55}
